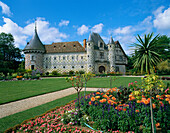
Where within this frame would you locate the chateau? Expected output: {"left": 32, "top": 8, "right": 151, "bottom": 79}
{"left": 23, "top": 27, "right": 128, "bottom": 74}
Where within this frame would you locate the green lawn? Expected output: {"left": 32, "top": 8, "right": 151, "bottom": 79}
{"left": 0, "top": 91, "right": 92, "bottom": 133}
{"left": 0, "top": 78, "right": 72, "bottom": 105}
{"left": 0, "top": 76, "right": 169, "bottom": 104}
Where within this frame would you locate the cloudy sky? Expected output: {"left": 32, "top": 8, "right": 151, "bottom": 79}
{"left": 0, "top": 0, "right": 170, "bottom": 55}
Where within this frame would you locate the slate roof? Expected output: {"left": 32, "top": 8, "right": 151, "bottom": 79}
{"left": 23, "top": 29, "right": 45, "bottom": 52}
{"left": 108, "top": 36, "right": 114, "bottom": 44}
{"left": 45, "top": 41, "right": 86, "bottom": 53}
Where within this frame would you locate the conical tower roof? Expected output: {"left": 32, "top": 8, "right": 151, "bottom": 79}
{"left": 23, "top": 25, "right": 45, "bottom": 53}
{"left": 108, "top": 36, "right": 114, "bottom": 44}
{"left": 87, "top": 33, "right": 93, "bottom": 42}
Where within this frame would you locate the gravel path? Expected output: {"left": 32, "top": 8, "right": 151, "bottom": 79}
{"left": 0, "top": 87, "right": 109, "bottom": 119}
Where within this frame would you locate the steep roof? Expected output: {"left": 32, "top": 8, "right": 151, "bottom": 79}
{"left": 115, "top": 41, "right": 127, "bottom": 57}
{"left": 23, "top": 28, "right": 45, "bottom": 52}
{"left": 108, "top": 36, "right": 114, "bottom": 44}
{"left": 45, "top": 41, "right": 86, "bottom": 53}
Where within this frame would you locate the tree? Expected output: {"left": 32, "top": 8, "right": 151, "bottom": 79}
{"left": 132, "top": 32, "right": 160, "bottom": 74}
{"left": 157, "top": 59, "right": 170, "bottom": 74}
{"left": 0, "top": 32, "right": 23, "bottom": 76}
{"left": 156, "top": 35, "right": 170, "bottom": 61}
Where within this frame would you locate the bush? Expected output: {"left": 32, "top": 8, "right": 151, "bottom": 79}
{"left": 69, "top": 70, "right": 74, "bottom": 75}
{"left": 79, "top": 70, "right": 85, "bottom": 74}
{"left": 51, "top": 70, "right": 59, "bottom": 76}
{"left": 45, "top": 72, "right": 49, "bottom": 76}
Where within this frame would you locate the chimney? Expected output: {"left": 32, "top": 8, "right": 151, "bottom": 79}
{"left": 83, "top": 39, "right": 86, "bottom": 48}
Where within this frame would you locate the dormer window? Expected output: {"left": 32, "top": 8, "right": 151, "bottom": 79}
{"left": 73, "top": 44, "right": 76, "bottom": 47}
{"left": 100, "top": 42, "right": 103, "bottom": 48}
{"left": 54, "top": 46, "right": 56, "bottom": 48}
{"left": 63, "top": 45, "right": 66, "bottom": 47}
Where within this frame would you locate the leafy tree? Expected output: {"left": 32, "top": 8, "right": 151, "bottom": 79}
{"left": 132, "top": 32, "right": 160, "bottom": 74}
{"left": 157, "top": 59, "right": 170, "bottom": 74}
{"left": 0, "top": 32, "right": 23, "bottom": 76}
{"left": 156, "top": 35, "right": 170, "bottom": 60}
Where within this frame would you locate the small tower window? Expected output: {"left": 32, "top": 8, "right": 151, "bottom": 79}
{"left": 76, "top": 56, "right": 78, "bottom": 60}
{"left": 72, "top": 56, "right": 74, "bottom": 60}
{"left": 59, "top": 56, "right": 60, "bottom": 60}
{"left": 63, "top": 66, "right": 65, "bottom": 69}
{"left": 31, "top": 56, "right": 35, "bottom": 61}
{"left": 54, "top": 66, "right": 56, "bottom": 69}
{"left": 88, "top": 43, "right": 90, "bottom": 46}
{"left": 63, "top": 45, "right": 66, "bottom": 47}
{"left": 110, "top": 45, "right": 111, "bottom": 48}
{"left": 81, "top": 66, "right": 84, "bottom": 68}
{"left": 72, "top": 66, "right": 74, "bottom": 68}
{"left": 46, "top": 57, "right": 48, "bottom": 60}
{"left": 88, "top": 55, "right": 89, "bottom": 58}
{"left": 100, "top": 42, "right": 103, "bottom": 47}
{"left": 89, "top": 65, "right": 91, "bottom": 67}
{"left": 73, "top": 44, "right": 76, "bottom": 47}
{"left": 67, "top": 56, "right": 69, "bottom": 60}
{"left": 81, "top": 56, "right": 83, "bottom": 59}
{"left": 54, "top": 57, "right": 56, "bottom": 60}
{"left": 100, "top": 52, "right": 104, "bottom": 59}
{"left": 63, "top": 56, "right": 65, "bottom": 60}
{"left": 31, "top": 65, "right": 34, "bottom": 70}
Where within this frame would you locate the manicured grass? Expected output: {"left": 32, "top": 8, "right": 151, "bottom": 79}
{"left": 87, "top": 76, "right": 142, "bottom": 88}
{"left": 0, "top": 77, "right": 169, "bottom": 104}
{"left": 0, "top": 91, "right": 92, "bottom": 133}
{"left": 0, "top": 78, "right": 72, "bottom": 105}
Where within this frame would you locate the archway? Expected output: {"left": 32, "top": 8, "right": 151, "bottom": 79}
{"left": 99, "top": 66, "right": 105, "bottom": 73}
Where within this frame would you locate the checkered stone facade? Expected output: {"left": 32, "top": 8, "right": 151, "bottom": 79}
{"left": 24, "top": 30, "right": 128, "bottom": 74}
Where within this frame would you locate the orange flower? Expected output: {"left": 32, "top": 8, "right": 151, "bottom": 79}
{"left": 107, "top": 89, "right": 111, "bottom": 92}
{"left": 135, "top": 110, "right": 139, "bottom": 113}
{"left": 155, "top": 123, "right": 160, "bottom": 127}
{"left": 109, "top": 95, "right": 113, "bottom": 97}
{"left": 103, "top": 94, "right": 108, "bottom": 98}
{"left": 152, "top": 103, "right": 156, "bottom": 109}
{"left": 147, "top": 98, "right": 150, "bottom": 101}
{"left": 99, "top": 100, "right": 103, "bottom": 103}
{"left": 144, "top": 100, "right": 149, "bottom": 105}
{"left": 96, "top": 92, "right": 100, "bottom": 95}
{"left": 160, "top": 98, "right": 163, "bottom": 100}
{"left": 142, "top": 95, "right": 145, "bottom": 98}
{"left": 100, "top": 93, "right": 103, "bottom": 95}
{"left": 123, "top": 108, "right": 127, "bottom": 111}
{"left": 129, "top": 95, "right": 133, "bottom": 98}
{"left": 113, "top": 101, "right": 117, "bottom": 104}
{"left": 169, "top": 101, "right": 170, "bottom": 104}
{"left": 137, "top": 100, "right": 141, "bottom": 103}
{"left": 152, "top": 97, "right": 154, "bottom": 99}
{"left": 156, "top": 95, "right": 161, "bottom": 98}
{"left": 106, "top": 92, "right": 109, "bottom": 95}
{"left": 165, "top": 95, "right": 170, "bottom": 98}
{"left": 112, "top": 96, "right": 116, "bottom": 101}
{"left": 95, "top": 96, "right": 100, "bottom": 99}
{"left": 112, "top": 88, "right": 117, "bottom": 91}
{"left": 165, "top": 98, "right": 169, "bottom": 101}
{"left": 89, "top": 101, "right": 92, "bottom": 105}
{"left": 102, "top": 99, "right": 107, "bottom": 102}
{"left": 91, "top": 97, "right": 95, "bottom": 101}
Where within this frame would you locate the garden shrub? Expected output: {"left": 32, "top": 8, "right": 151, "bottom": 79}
{"left": 69, "top": 70, "right": 74, "bottom": 75}
{"left": 45, "top": 72, "right": 49, "bottom": 76}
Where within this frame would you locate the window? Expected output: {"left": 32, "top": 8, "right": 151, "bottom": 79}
{"left": 31, "top": 65, "right": 34, "bottom": 70}
{"left": 59, "top": 56, "right": 60, "bottom": 60}
{"left": 89, "top": 65, "right": 91, "bottom": 67}
{"left": 63, "top": 66, "right": 65, "bottom": 69}
{"left": 72, "top": 56, "right": 74, "bottom": 60}
{"left": 46, "top": 66, "right": 48, "bottom": 69}
{"left": 116, "top": 50, "right": 118, "bottom": 53}
{"left": 81, "top": 56, "right": 83, "bottom": 59}
{"left": 54, "top": 57, "right": 56, "bottom": 60}
{"left": 72, "top": 66, "right": 74, "bottom": 68}
{"left": 73, "top": 44, "right": 76, "bottom": 47}
{"left": 54, "top": 66, "right": 56, "bottom": 69}
{"left": 31, "top": 56, "right": 35, "bottom": 61}
{"left": 100, "top": 42, "right": 103, "bottom": 47}
{"left": 88, "top": 43, "right": 90, "bottom": 46}
{"left": 46, "top": 57, "right": 48, "bottom": 60}
{"left": 63, "top": 56, "right": 65, "bottom": 60}
{"left": 67, "top": 56, "right": 69, "bottom": 60}
{"left": 120, "top": 56, "right": 123, "bottom": 61}
{"left": 100, "top": 52, "right": 104, "bottom": 59}
{"left": 116, "top": 66, "right": 119, "bottom": 72}
{"left": 81, "top": 66, "right": 84, "bottom": 68}
{"left": 76, "top": 56, "right": 78, "bottom": 60}
{"left": 88, "top": 55, "right": 89, "bottom": 58}
{"left": 63, "top": 45, "right": 66, "bottom": 47}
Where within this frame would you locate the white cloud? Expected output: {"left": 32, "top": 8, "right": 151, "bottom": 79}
{"left": 153, "top": 7, "right": 170, "bottom": 31}
{"left": 0, "top": 1, "right": 12, "bottom": 16}
{"left": 58, "top": 20, "right": 70, "bottom": 27}
{"left": 77, "top": 25, "right": 89, "bottom": 35}
{"left": 113, "top": 26, "right": 132, "bottom": 35}
{"left": 153, "top": 6, "right": 165, "bottom": 16}
{"left": 91, "top": 23, "right": 104, "bottom": 33}
{"left": 0, "top": 17, "right": 69, "bottom": 48}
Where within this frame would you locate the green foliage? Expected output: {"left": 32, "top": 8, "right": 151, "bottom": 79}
{"left": 0, "top": 32, "right": 23, "bottom": 75}
{"left": 157, "top": 59, "right": 170, "bottom": 74}
{"left": 132, "top": 32, "right": 161, "bottom": 74}
{"left": 51, "top": 70, "right": 59, "bottom": 76}
{"left": 69, "top": 70, "right": 74, "bottom": 75}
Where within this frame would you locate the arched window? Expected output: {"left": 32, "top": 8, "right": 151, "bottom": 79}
{"left": 100, "top": 42, "right": 103, "bottom": 47}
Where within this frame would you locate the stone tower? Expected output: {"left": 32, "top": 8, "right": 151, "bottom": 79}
{"left": 108, "top": 36, "right": 115, "bottom": 72}
{"left": 23, "top": 24, "right": 45, "bottom": 71}
{"left": 86, "top": 33, "right": 95, "bottom": 73}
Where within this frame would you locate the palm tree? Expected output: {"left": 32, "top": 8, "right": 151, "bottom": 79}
{"left": 132, "top": 32, "right": 160, "bottom": 74}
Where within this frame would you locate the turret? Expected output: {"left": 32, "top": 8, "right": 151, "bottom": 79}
{"left": 23, "top": 22, "right": 45, "bottom": 71}
{"left": 86, "top": 33, "right": 95, "bottom": 73}
{"left": 108, "top": 36, "right": 115, "bottom": 72}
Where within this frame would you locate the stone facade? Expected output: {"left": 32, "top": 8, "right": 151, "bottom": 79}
{"left": 23, "top": 30, "right": 128, "bottom": 74}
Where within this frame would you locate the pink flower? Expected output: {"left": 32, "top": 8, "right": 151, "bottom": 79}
{"left": 135, "top": 81, "right": 137, "bottom": 83}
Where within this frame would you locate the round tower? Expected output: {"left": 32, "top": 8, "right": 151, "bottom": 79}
{"left": 86, "top": 33, "right": 95, "bottom": 73}
{"left": 23, "top": 23, "right": 45, "bottom": 71}
{"left": 108, "top": 36, "right": 115, "bottom": 72}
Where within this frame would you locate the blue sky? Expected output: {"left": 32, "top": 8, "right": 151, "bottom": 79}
{"left": 0, "top": 0, "right": 170, "bottom": 55}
